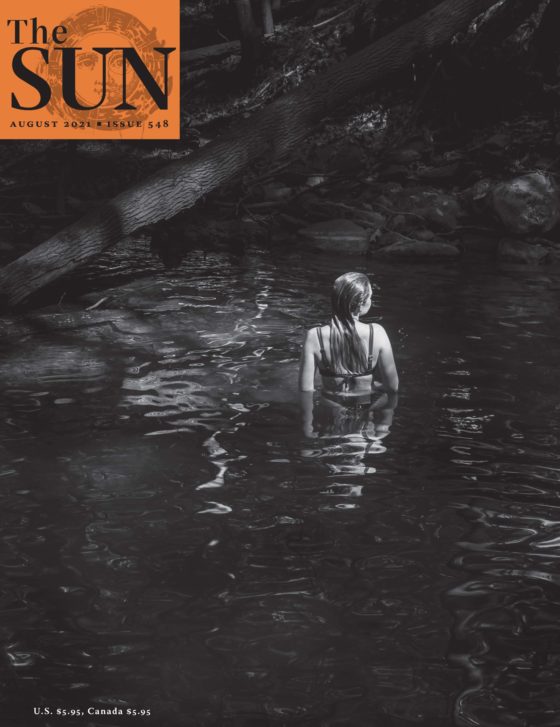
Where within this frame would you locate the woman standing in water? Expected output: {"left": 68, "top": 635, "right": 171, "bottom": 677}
{"left": 299, "top": 272, "right": 398, "bottom": 438}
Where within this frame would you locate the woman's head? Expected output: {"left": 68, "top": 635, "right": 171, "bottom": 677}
{"left": 331, "top": 272, "right": 372, "bottom": 321}
{"left": 328, "top": 273, "right": 372, "bottom": 375}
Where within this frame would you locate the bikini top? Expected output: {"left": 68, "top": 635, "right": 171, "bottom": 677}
{"left": 316, "top": 324, "right": 376, "bottom": 381}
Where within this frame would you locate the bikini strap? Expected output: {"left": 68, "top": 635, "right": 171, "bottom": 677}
{"left": 316, "top": 326, "right": 329, "bottom": 368}
{"left": 368, "top": 324, "right": 374, "bottom": 367}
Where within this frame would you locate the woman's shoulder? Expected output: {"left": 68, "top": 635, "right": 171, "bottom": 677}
{"left": 358, "top": 321, "right": 388, "bottom": 347}
{"left": 302, "top": 324, "right": 324, "bottom": 348}
{"left": 304, "top": 323, "right": 329, "bottom": 335}
{"left": 356, "top": 320, "right": 378, "bottom": 333}
{"left": 360, "top": 321, "right": 386, "bottom": 333}
{"left": 369, "top": 322, "right": 392, "bottom": 348}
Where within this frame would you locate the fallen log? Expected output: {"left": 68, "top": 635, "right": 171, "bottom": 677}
{"left": 180, "top": 41, "right": 241, "bottom": 65}
{"left": 0, "top": 0, "right": 513, "bottom": 308}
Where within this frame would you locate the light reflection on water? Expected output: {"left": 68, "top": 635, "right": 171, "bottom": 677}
{"left": 0, "top": 247, "right": 559, "bottom": 725}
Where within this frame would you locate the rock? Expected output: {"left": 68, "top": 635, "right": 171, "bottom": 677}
{"left": 31, "top": 309, "right": 153, "bottom": 336}
{"left": 385, "top": 183, "right": 403, "bottom": 194}
{"left": 375, "top": 231, "right": 402, "bottom": 248}
{"left": 415, "top": 163, "right": 460, "bottom": 181}
{"left": 391, "top": 214, "right": 407, "bottom": 230}
{"left": 376, "top": 240, "right": 460, "bottom": 259}
{"left": 0, "top": 343, "right": 111, "bottom": 387}
{"left": 497, "top": 238, "right": 550, "bottom": 264}
{"left": 390, "top": 187, "right": 463, "bottom": 230}
{"left": 295, "top": 191, "right": 321, "bottom": 212}
{"left": 352, "top": 209, "right": 385, "bottom": 232}
{"left": 484, "top": 133, "right": 511, "bottom": 149}
{"left": 547, "top": 245, "right": 560, "bottom": 265}
{"left": 491, "top": 172, "right": 560, "bottom": 234}
{"left": 299, "top": 219, "right": 369, "bottom": 254}
{"left": 460, "top": 233, "right": 499, "bottom": 253}
{"left": 378, "top": 165, "right": 409, "bottom": 182}
{"left": 422, "top": 199, "right": 462, "bottom": 230}
{"left": 262, "top": 183, "right": 292, "bottom": 201}
{"left": 387, "top": 148, "right": 422, "bottom": 164}
{"left": 358, "top": 210, "right": 385, "bottom": 229}
{"left": 464, "top": 178, "right": 493, "bottom": 213}
{"left": 416, "top": 229, "right": 435, "bottom": 241}
{"left": 375, "top": 195, "right": 393, "bottom": 209}
{"left": 328, "top": 145, "right": 365, "bottom": 174}
{"left": 305, "top": 175, "right": 326, "bottom": 188}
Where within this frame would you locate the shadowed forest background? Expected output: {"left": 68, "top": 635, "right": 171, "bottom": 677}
{"left": 0, "top": 0, "right": 558, "bottom": 307}
{"left": 1, "top": 4, "right": 560, "bottom": 727}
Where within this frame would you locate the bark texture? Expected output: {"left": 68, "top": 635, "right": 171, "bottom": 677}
{"left": 181, "top": 41, "right": 241, "bottom": 64}
{"left": 234, "top": 0, "right": 262, "bottom": 67}
{"left": 0, "top": 0, "right": 508, "bottom": 307}
{"left": 262, "top": 0, "right": 275, "bottom": 35}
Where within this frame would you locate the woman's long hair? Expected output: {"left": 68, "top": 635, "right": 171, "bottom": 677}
{"left": 329, "top": 272, "right": 371, "bottom": 374}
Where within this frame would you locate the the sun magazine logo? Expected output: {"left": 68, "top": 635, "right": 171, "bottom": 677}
{"left": 0, "top": 0, "right": 180, "bottom": 139}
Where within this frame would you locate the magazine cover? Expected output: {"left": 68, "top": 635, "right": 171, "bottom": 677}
{"left": 0, "top": 1, "right": 559, "bottom": 725}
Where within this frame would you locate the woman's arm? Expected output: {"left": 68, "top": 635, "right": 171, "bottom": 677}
{"left": 299, "top": 329, "right": 318, "bottom": 437}
{"left": 299, "top": 390, "right": 315, "bottom": 437}
{"left": 298, "top": 328, "right": 317, "bottom": 392}
{"left": 372, "top": 390, "right": 398, "bottom": 436}
{"left": 376, "top": 325, "right": 399, "bottom": 393}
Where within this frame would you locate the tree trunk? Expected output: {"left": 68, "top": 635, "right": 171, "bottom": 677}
{"left": 0, "top": 0, "right": 511, "bottom": 308}
{"left": 262, "top": 0, "right": 275, "bottom": 35}
{"left": 234, "top": 0, "right": 262, "bottom": 69}
{"left": 181, "top": 41, "right": 241, "bottom": 65}
{"left": 533, "top": 0, "right": 560, "bottom": 82}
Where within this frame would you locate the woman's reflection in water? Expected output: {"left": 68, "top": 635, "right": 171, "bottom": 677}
{"left": 298, "top": 271, "right": 399, "bottom": 471}
{"left": 299, "top": 388, "right": 398, "bottom": 472}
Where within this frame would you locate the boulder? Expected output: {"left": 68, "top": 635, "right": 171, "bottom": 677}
{"left": 387, "top": 148, "right": 422, "bottom": 164}
{"left": 376, "top": 240, "right": 460, "bottom": 259}
{"left": 298, "top": 219, "right": 370, "bottom": 254}
{"left": 415, "top": 162, "right": 461, "bottom": 181}
{"left": 484, "top": 133, "right": 511, "bottom": 149}
{"left": 305, "top": 175, "right": 327, "bottom": 188}
{"left": 389, "top": 187, "right": 463, "bottom": 230}
{"left": 416, "top": 229, "right": 435, "bottom": 241}
{"left": 356, "top": 210, "right": 385, "bottom": 229}
{"left": 463, "top": 178, "right": 493, "bottom": 214}
{"left": 491, "top": 172, "right": 560, "bottom": 234}
{"left": 497, "top": 238, "right": 550, "bottom": 265}
{"left": 391, "top": 214, "right": 408, "bottom": 231}
{"left": 374, "top": 231, "right": 401, "bottom": 248}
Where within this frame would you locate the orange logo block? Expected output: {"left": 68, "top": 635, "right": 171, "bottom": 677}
{"left": 0, "top": 0, "right": 180, "bottom": 139}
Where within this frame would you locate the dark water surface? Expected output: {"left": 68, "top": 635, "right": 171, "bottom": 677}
{"left": 1, "top": 245, "right": 560, "bottom": 727}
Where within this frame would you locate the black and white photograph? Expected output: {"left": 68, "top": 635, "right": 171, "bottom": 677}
{"left": 1, "top": 1, "right": 560, "bottom": 725}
